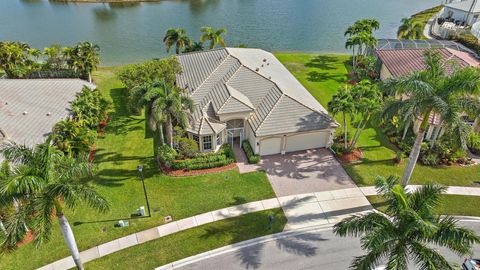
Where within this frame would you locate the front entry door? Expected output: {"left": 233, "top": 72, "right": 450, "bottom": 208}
{"left": 227, "top": 130, "right": 234, "bottom": 146}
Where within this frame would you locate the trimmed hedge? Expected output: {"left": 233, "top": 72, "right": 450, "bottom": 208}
{"left": 242, "top": 140, "right": 260, "bottom": 164}
{"left": 171, "top": 144, "right": 236, "bottom": 171}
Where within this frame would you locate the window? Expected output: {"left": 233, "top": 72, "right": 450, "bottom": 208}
{"left": 216, "top": 133, "right": 222, "bottom": 146}
{"left": 192, "top": 134, "right": 199, "bottom": 146}
{"left": 203, "top": 136, "right": 212, "bottom": 150}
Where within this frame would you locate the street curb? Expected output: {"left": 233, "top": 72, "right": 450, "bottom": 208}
{"left": 155, "top": 224, "right": 334, "bottom": 270}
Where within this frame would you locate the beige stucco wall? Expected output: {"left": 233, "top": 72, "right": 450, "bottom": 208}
{"left": 379, "top": 64, "right": 393, "bottom": 81}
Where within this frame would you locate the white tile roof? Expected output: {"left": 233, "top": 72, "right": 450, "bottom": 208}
{"left": 446, "top": 0, "right": 480, "bottom": 13}
{"left": 0, "top": 79, "right": 95, "bottom": 147}
{"left": 176, "top": 48, "right": 337, "bottom": 136}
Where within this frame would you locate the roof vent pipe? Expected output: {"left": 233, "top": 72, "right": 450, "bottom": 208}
{"left": 23, "top": 111, "right": 28, "bottom": 115}
{"left": 255, "top": 68, "right": 259, "bottom": 72}
{"left": 46, "top": 112, "right": 51, "bottom": 116}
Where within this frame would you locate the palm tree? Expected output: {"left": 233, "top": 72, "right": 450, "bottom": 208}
{"left": 382, "top": 50, "right": 480, "bottom": 186}
{"left": 163, "top": 28, "right": 191, "bottom": 54}
{"left": 130, "top": 81, "right": 194, "bottom": 147}
{"left": 349, "top": 80, "right": 382, "bottom": 149}
{"left": 160, "top": 83, "right": 195, "bottom": 147}
{"left": 334, "top": 175, "right": 480, "bottom": 270}
{"left": 0, "top": 138, "right": 108, "bottom": 270}
{"left": 328, "top": 85, "right": 355, "bottom": 150}
{"left": 183, "top": 41, "right": 205, "bottom": 53}
{"left": 61, "top": 43, "right": 100, "bottom": 83}
{"left": 200, "top": 26, "right": 227, "bottom": 49}
{"left": 397, "top": 18, "right": 424, "bottom": 40}
{"left": 76, "top": 42, "right": 101, "bottom": 83}
{"left": 344, "top": 19, "right": 379, "bottom": 67}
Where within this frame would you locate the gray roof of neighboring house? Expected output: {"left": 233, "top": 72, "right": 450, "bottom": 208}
{"left": 445, "top": 0, "right": 480, "bottom": 13}
{"left": 176, "top": 48, "right": 337, "bottom": 137}
{"left": 0, "top": 79, "right": 96, "bottom": 147}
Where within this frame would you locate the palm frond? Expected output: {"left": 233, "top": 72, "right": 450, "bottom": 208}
{"left": 334, "top": 212, "right": 391, "bottom": 238}
{"left": 411, "top": 241, "right": 454, "bottom": 270}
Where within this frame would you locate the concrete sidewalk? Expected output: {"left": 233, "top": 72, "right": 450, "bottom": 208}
{"left": 38, "top": 190, "right": 372, "bottom": 270}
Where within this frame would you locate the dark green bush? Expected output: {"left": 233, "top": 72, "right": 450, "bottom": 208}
{"left": 242, "top": 140, "right": 260, "bottom": 164}
{"left": 171, "top": 144, "right": 235, "bottom": 170}
{"left": 468, "top": 132, "right": 480, "bottom": 155}
{"left": 158, "top": 145, "right": 177, "bottom": 168}
{"left": 176, "top": 137, "right": 199, "bottom": 159}
{"left": 421, "top": 152, "right": 440, "bottom": 166}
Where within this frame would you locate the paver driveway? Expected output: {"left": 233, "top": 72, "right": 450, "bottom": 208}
{"left": 237, "top": 148, "right": 357, "bottom": 197}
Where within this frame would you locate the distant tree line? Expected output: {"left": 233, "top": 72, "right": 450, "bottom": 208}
{"left": 0, "top": 41, "right": 100, "bottom": 82}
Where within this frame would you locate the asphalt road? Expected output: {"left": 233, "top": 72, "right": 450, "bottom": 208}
{"left": 176, "top": 219, "right": 480, "bottom": 270}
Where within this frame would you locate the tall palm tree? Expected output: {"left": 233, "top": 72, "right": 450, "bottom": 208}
{"left": 0, "top": 138, "right": 108, "bottom": 270}
{"left": 397, "top": 18, "right": 424, "bottom": 40}
{"left": 334, "top": 175, "right": 480, "bottom": 270}
{"left": 130, "top": 81, "right": 194, "bottom": 147}
{"left": 200, "top": 26, "right": 227, "bottom": 49}
{"left": 344, "top": 19, "right": 379, "bottom": 67}
{"left": 328, "top": 85, "right": 355, "bottom": 150}
{"left": 160, "top": 83, "right": 195, "bottom": 147}
{"left": 163, "top": 28, "right": 192, "bottom": 54}
{"left": 382, "top": 50, "right": 480, "bottom": 186}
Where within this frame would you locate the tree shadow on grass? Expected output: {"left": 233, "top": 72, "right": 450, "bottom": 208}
{"left": 105, "top": 87, "right": 145, "bottom": 135}
{"left": 307, "top": 71, "right": 346, "bottom": 83}
{"left": 305, "top": 55, "right": 339, "bottom": 70}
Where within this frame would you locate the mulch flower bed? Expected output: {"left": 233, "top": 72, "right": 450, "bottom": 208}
{"left": 17, "top": 230, "right": 34, "bottom": 247}
{"left": 161, "top": 163, "right": 238, "bottom": 177}
{"left": 338, "top": 148, "right": 363, "bottom": 163}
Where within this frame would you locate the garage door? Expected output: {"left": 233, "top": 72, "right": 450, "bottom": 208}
{"left": 259, "top": 137, "right": 282, "bottom": 156}
{"left": 285, "top": 132, "right": 328, "bottom": 153}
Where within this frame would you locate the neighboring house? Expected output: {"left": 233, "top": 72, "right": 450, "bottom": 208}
{"left": 375, "top": 41, "right": 480, "bottom": 140}
{"left": 176, "top": 48, "right": 338, "bottom": 156}
{"left": 0, "top": 79, "right": 95, "bottom": 149}
{"left": 441, "top": 0, "right": 480, "bottom": 26}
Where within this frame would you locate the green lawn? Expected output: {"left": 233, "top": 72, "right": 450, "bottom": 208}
{"left": 85, "top": 208, "right": 287, "bottom": 270}
{"left": 368, "top": 195, "right": 480, "bottom": 217}
{"left": 0, "top": 67, "right": 276, "bottom": 270}
{"left": 276, "top": 53, "right": 480, "bottom": 187}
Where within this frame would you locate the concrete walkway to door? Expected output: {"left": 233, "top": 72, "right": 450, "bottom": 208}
{"left": 236, "top": 148, "right": 357, "bottom": 197}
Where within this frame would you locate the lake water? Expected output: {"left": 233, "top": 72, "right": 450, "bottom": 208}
{"left": 0, "top": 0, "right": 440, "bottom": 66}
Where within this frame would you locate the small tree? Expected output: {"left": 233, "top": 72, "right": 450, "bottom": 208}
{"left": 334, "top": 175, "right": 480, "bottom": 270}
{"left": 328, "top": 85, "right": 355, "bottom": 150}
{"left": 349, "top": 80, "right": 382, "bottom": 149}
{"left": 0, "top": 41, "right": 40, "bottom": 78}
{"left": 344, "top": 19, "right": 379, "bottom": 68}
{"left": 116, "top": 57, "right": 181, "bottom": 90}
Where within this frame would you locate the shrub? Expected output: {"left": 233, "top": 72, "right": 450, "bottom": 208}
{"left": 158, "top": 145, "right": 177, "bottom": 168}
{"left": 452, "top": 33, "right": 480, "bottom": 55}
{"left": 468, "top": 132, "right": 480, "bottom": 155}
{"left": 170, "top": 144, "right": 235, "bottom": 171}
{"left": 242, "top": 140, "right": 260, "bottom": 164}
{"left": 116, "top": 57, "right": 181, "bottom": 90}
{"left": 421, "top": 152, "right": 440, "bottom": 166}
{"left": 393, "top": 150, "right": 403, "bottom": 164}
{"left": 176, "top": 137, "right": 199, "bottom": 159}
